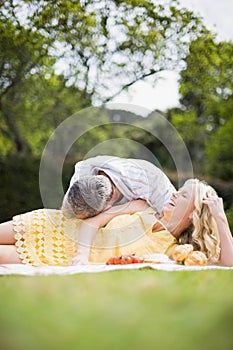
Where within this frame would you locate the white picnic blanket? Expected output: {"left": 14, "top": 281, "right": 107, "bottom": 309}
{"left": 0, "top": 254, "right": 232, "bottom": 276}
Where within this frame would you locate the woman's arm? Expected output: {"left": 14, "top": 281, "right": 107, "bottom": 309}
{"left": 71, "top": 218, "right": 100, "bottom": 265}
{"left": 71, "top": 199, "right": 149, "bottom": 265}
{"left": 203, "top": 196, "right": 233, "bottom": 267}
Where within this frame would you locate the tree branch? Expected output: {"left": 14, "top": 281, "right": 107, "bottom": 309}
{"left": 102, "top": 68, "right": 164, "bottom": 103}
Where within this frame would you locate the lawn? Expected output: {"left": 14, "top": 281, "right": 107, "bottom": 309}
{"left": 0, "top": 269, "right": 233, "bottom": 350}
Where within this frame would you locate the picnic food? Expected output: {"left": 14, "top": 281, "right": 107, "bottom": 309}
{"left": 184, "top": 251, "right": 208, "bottom": 266}
{"left": 172, "top": 244, "right": 194, "bottom": 262}
{"left": 106, "top": 254, "right": 144, "bottom": 265}
{"left": 172, "top": 244, "right": 208, "bottom": 266}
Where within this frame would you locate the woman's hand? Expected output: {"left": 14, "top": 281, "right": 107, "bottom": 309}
{"left": 203, "top": 196, "right": 225, "bottom": 219}
{"left": 70, "top": 254, "right": 89, "bottom": 265}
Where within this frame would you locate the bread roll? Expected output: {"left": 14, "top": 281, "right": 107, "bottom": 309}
{"left": 172, "top": 244, "right": 194, "bottom": 262}
{"left": 184, "top": 251, "right": 208, "bottom": 266}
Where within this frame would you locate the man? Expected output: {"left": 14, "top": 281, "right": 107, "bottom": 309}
{"left": 62, "top": 155, "right": 176, "bottom": 218}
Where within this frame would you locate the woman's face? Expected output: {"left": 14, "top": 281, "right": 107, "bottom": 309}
{"left": 162, "top": 181, "right": 196, "bottom": 237}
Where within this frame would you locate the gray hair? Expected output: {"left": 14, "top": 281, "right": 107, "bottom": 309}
{"left": 64, "top": 175, "right": 113, "bottom": 218}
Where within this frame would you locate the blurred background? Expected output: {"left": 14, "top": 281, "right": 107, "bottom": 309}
{"left": 0, "top": 0, "right": 232, "bottom": 229}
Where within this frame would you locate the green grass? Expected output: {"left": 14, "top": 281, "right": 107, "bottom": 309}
{"left": 1, "top": 269, "right": 233, "bottom": 350}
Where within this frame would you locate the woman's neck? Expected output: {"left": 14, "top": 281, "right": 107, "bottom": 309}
{"left": 152, "top": 219, "right": 167, "bottom": 232}
{"left": 155, "top": 217, "right": 181, "bottom": 239}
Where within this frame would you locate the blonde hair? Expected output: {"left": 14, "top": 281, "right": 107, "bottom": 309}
{"left": 179, "top": 179, "right": 221, "bottom": 263}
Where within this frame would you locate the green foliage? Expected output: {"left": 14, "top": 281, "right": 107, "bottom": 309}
{"left": 167, "top": 34, "right": 233, "bottom": 178}
{"left": 0, "top": 0, "right": 207, "bottom": 156}
{"left": 0, "top": 17, "right": 54, "bottom": 153}
{"left": 167, "top": 109, "right": 205, "bottom": 170}
{"left": 0, "top": 156, "right": 42, "bottom": 221}
{"left": 0, "top": 72, "right": 91, "bottom": 156}
{"left": 0, "top": 156, "right": 73, "bottom": 222}
{"left": 179, "top": 36, "right": 233, "bottom": 122}
{"left": 205, "top": 118, "right": 233, "bottom": 180}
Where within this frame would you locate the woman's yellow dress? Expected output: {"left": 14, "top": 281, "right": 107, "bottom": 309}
{"left": 13, "top": 208, "right": 177, "bottom": 266}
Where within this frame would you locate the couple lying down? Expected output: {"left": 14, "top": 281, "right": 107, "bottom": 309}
{"left": 0, "top": 179, "right": 233, "bottom": 267}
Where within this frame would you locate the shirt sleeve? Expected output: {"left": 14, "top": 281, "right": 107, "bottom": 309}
{"left": 115, "top": 159, "right": 175, "bottom": 213}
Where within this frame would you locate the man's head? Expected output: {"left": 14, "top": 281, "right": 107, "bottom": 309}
{"left": 62, "top": 175, "right": 113, "bottom": 218}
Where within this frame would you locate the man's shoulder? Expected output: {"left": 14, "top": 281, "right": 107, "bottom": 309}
{"left": 74, "top": 155, "right": 121, "bottom": 174}
{"left": 74, "top": 156, "right": 160, "bottom": 174}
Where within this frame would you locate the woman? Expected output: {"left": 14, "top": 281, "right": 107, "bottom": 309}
{"left": 0, "top": 179, "right": 232, "bottom": 266}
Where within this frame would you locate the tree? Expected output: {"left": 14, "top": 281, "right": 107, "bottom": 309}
{"left": 0, "top": 71, "right": 91, "bottom": 156}
{"left": 0, "top": 17, "right": 54, "bottom": 153}
{"left": 0, "top": 0, "right": 207, "bottom": 155}
{"left": 179, "top": 35, "right": 233, "bottom": 129}
{"left": 167, "top": 108, "right": 205, "bottom": 169}
{"left": 167, "top": 34, "right": 233, "bottom": 175}
{"left": 5, "top": 0, "right": 205, "bottom": 100}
